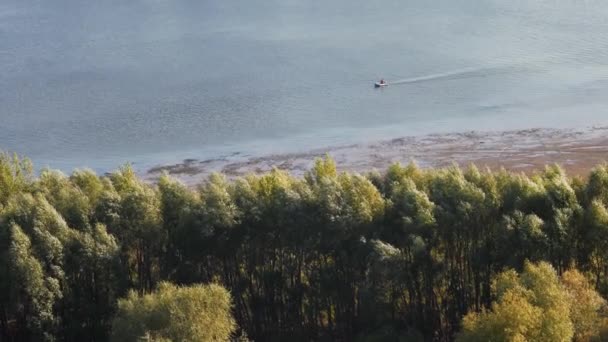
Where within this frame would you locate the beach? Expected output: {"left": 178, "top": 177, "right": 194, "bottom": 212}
{"left": 144, "top": 126, "right": 608, "bottom": 185}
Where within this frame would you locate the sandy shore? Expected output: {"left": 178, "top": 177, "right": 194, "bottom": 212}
{"left": 143, "top": 126, "right": 608, "bottom": 185}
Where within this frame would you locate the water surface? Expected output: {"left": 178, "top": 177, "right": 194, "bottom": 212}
{"left": 2, "top": 0, "right": 608, "bottom": 171}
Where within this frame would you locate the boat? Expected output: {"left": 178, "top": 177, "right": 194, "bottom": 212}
{"left": 374, "top": 81, "right": 387, "bottom": 88}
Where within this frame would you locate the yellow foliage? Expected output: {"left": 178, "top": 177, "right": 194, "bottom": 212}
{"left": 458, "top": 261, "right": 574, "bottom": 342}
{"left": 562, "top": 269, "right": 607, "bottom": 341}
{"left": 111, "top": 282, "right": 236, "bottom": 342}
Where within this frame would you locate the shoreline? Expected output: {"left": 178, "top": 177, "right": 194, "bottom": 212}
{"left": 143, "top": 126, "right": 608, "bottom": 185}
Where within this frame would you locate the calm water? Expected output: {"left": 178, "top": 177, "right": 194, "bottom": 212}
{"left": 2, "top": 0, "right": 608, "bottom": 171}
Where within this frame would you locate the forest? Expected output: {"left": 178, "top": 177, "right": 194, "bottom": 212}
{"left": 3, "top": 152, "right": 608, "bottom": 341}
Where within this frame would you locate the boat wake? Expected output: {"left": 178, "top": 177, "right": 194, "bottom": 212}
{"left": 389, "top": 65, "right": 519, "bottom": 86}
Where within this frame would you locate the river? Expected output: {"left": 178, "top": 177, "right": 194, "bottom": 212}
{"left": 2, "top": 0, "right": 608, "bottom": 171}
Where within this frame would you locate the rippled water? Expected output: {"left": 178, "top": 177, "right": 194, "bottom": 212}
{"left": 2, "top": 0, "right": 608, "bottom": 171}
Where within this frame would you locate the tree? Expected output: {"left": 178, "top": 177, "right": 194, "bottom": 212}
{"left": 458, "top": 261, "right": 573, "bottom": 342}
{"left": 5, "top": 152, "right": 608, "bottom": 341}
{"left": 61, "top": 224, "right": 120, "bottom": 341}
{"left": 5, "top": 224, "right": 60, "bottom": 341}
{"left": 561, "top": 269, "right": 607, "bottom": 341}
{"left": 0, "top": 152, "right": 33, "bottom": 205}
{"left": 111, "top": 282, "right": 236, "bottom": 342}
{"left": 109, "top": 165, "right": 163, "bottom": 292}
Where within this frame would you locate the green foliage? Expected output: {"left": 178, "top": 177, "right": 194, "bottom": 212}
{"left": 561, "top": 269, "right": 607, "bottom": 341}
{"left": 111, "top": 282, "right": 236, "bottom": 342}
{"left": 458, "top": 261, "right": 573, "bottom": 342}
{"left": 459, "top": 261, "right": 608, "bottom": 342}
{"left": 61, "top": 223, "right": 120, "bottom": 340}
{"left": 4, "top": 153, "right": 608, "bottom": 341}
{"left": 8, "top": 224, "right": 60, "bottom": 341}
{"left": 0, "top": 152, "right": 33, "bottom": 205}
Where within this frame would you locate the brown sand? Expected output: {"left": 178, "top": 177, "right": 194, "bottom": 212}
{"left": 143, "top": 126, "right": 608, "bottom": 185}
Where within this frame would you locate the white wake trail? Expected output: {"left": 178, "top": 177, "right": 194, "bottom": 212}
{"left": 387, "top": 64, "right": 523, "bottom": 85}
{"left": 389, "top": 66, "right": 490, "bottom": 85}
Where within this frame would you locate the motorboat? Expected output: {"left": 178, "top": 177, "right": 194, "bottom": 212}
{"left": 374, "top": 81, "right": 387, "bottom": 88}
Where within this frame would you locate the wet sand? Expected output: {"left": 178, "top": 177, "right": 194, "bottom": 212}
{"left": 144, "top": 126, "right": 608, "bottom": 185}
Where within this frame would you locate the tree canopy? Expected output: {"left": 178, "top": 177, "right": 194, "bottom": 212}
{"left": 111, "top": 282, "right": 236, "bottom": 342}
{"left": 2, "top": 152, "right": 608, "bottom": 341}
